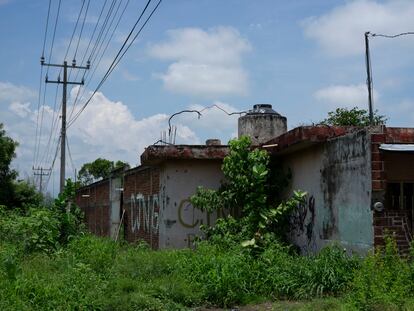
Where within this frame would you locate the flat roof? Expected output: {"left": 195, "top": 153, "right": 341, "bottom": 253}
{"left": 263, "top": 126, "right": 361, "bottom": 155}
{"left": 141, "top": 144, "right": 229, "bottom": 165}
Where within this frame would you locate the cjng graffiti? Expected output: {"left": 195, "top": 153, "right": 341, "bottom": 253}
{"left": 130, "top": 193, "right": 159, "bottom": 234}
{"left": 177, "top": 199, "right": 231, "bottom": 229}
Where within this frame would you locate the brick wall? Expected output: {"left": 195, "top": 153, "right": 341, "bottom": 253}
{"left": 374, "top": 210, "right": 412, "bottom": 253}
{"left": 371, "top": 127, "right": 414, "bottom": 252}
{"left": 122, "top": 166, "right": 160, "bottom": 249}
{"left": 76, "top": 180, "right": 110, "bottom": 237}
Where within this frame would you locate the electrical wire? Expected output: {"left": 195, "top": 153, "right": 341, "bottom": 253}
{"left": 39, "top": 87, "right": 62, "bottom": 168}
{"left": 167, "top": 105, "right": 247, "bottom": 137}
{"left": 371, "top": 32, "right": 414, "bottom": 38}
{"left": 68, "top": 0, "right": 119, "bottom": 121}
{"left": 88, "top": 0, "right": 117, "bottom": 63}
{"left": 67, "top": 0, "right": 111, "bottom": 120}
{"left": 44, "top": 135, "right": 61, "bottom": 190}
{"left": 64, "top": 0, "right": 86, "bottom": 61}
{"left": 66, "top": 135, "right": 76, "bottom": 179}
{"left": 73, "top": 0, "right": 90, "bottom": 62}
{"left": 35, "top": 0, "right": 62, "bottom": 168}
{"left": 69, "top": 0, "right": 130, "bottom": 121}
{"left": 41, "top": 0, "right": 52, "bottom": 58}
{"left": 68, "top": 0, "right": 162, "bottom": 128}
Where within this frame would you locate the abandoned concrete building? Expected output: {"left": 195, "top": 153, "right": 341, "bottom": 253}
{"left": 76, "top": 104, "right": 414, "bottom": 253}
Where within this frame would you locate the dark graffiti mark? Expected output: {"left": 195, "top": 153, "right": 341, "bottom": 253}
{"left": 306, "top": 196, "right": 315, "bottom": 243}
{"left": 290, "top": 195, "right": 315, "bottom": 245}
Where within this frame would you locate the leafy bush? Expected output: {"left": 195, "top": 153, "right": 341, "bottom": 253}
{"left": 348, "top": 236, "right": 412, "bottom": 310}
{"left": 191, "top": 136, "right": 306, "bottom": 250}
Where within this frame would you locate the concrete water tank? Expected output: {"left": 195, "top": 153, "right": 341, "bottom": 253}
{"left": 238, "top": 104, "right": 287, "bottom": 145}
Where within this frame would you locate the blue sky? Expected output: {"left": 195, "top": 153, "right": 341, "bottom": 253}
{"left": 1, "top": 0, "right": 414, "bottom": 195}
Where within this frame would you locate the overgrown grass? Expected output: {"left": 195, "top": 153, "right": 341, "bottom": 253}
{"left": 2, "top": 206, "right": 414, "bottom": 310}
{"left": 0, "top": 234, "right": 361, "bottom": 310}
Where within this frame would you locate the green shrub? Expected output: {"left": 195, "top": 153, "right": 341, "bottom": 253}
{"left": 66, "top": 234, "right": 119, "bottom": 276}
{"left": 348, "top": 236, "right": 412, "bottom": 310}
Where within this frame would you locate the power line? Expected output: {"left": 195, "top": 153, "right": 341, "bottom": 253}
{"left": 64, "top": 0, "right": 86, "bottom": 62}
{"left": 39, "top": 86, "right": 61, "bottom": 168}
{"left": 34, "top": 0, "right": 53, "bottom": 168}
{"left": 69, "top": 0, "right": 131, "bottom": 121}
{"left": 35, "top": 0, "right": 62, "bottom": 168}
{"left": 364, "top": 31, "right": 414, "bottom": 124}
{"left": 88, "top": 0, "right": 117, "bottom": 63}
{"left": 41, "top": 0, "right": 52, "bottom": 58}
{"left": 44, "top": 136, "right": 61, "bottom": 191}
{"left": 66, "top": 134, "right": 76, "bottom": 179}
{"left": 371, "top": 32, "right": 414, "bottom": 39}
{"left": 68, "top": 0, "right": 162, "bottom": 128}
{"left": 67, "top": 0, "right": 111, "bottom": 120}
{"left": 167, "top": 105, "right": 247, "bottom": 137}
{"left": 43, "top": 60, "right": 89, "bottom": 193}
{"left": 73, "top": 0, "right": 91, "bottom": 62}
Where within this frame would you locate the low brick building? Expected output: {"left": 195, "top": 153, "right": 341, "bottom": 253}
{"left": 76, "top": 105, "right": 414, "bottom": 253}
{"left": 76, "top": 143, "right": 228, "bottom": 249}
{"left": 265, "top": 125, "right": 414, "bottom": 254}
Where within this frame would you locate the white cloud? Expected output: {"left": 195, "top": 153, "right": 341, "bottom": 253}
{"left": 302, "top": 0, "right": 414, "bottom": 56}
{"left": 9, "top": 102, "right": 31, "bottom": 118}
{"left": 0, "top": 82, "right": 36, "bottom": 102}
{"left": 67, "top": 87, "right": 198, "bottom": 159}
{"left": 314, "top": 83, "right": 379, "bottom": 108}
{"left": 1, "top": 81, "right": 245, "bottom": 194}
{"left": 149, "top": 27, "right": 251, "bottom": 97}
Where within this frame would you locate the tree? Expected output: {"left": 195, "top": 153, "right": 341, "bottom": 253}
{"left": 191, "top": 136, "right": 306, "bottom": 250}
{"left": 320, "top": 107, "right": 386, "bottom": 126}
{"left": 78, "top": 158, "right": 129, "bottom": 185}
{"left": 0, "top": 124, "right": 43, "bottom": 209}
{"left": 0, "top": 123, "right": 18, "bottom": 207}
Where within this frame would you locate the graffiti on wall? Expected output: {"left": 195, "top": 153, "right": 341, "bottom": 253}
{"left": 130, "top": 193, "right": 159, "bottom": 234}
{"left": 290, "top": 195, "right": 315, "bottom": 245}
{"left": 177, "top": 199, "right": 230, "bottom": 229}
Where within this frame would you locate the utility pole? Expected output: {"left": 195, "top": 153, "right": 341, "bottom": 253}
{"left": 364, "top": 32, "right": 374, "bottom": 125}
{"left": 41, "top": 58, "right": 90, "bottom": 193}
{"left": 33, "top": 166, "right": 51, "bottom": 195}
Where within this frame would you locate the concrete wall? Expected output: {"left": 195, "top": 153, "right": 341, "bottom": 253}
{"left": 158, "top": 160, "right": 224, "bottom": 248}
{"left": 284, "top": 130, "right": 373, "bottom": 254}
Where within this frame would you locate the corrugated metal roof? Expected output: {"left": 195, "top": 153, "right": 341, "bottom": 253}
{"left": 379, "top": 144, "right": 414, "bottom": 152}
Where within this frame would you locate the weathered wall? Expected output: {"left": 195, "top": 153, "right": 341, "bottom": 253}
{"left": 122, "top": 166, "right": 160, "bottom": 249}
{"left": 285, "top": 130, "right": 373, "bottom": 254}
{"left": 76, "top": 180, "right": 111, "bottom": 237}
{"left": 158, "top": 160, "right": 224, "bottom": 248}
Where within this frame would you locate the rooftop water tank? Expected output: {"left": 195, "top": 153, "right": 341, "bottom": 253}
{"left": 238, "top": 104, "right": 287, "bottom": 145}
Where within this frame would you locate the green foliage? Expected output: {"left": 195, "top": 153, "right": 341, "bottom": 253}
{"left": 0, "top": 123, "right": 18, "bottom": 207}
{"left": 0, "top": 179, "right": 84, "bottom": 254}
{"left": 320, "top": 107, "right": 386, "bottom": 126}
{"left": 78, "top": 157, "right": 129, "bottom": 185}
{"left": 348, "top": 236, "right": 413, "bottom": 310}
{"left": 191, "top": 136, "right": 306, "bottom": 249}
{"left": 0, "top": 124, "right": 44, "bottom": 210}
{"left": 0, "top": 233, "right": 361, "bottom": 310}
{"left": 53, "top": 179, "right": 85, "bottom": 244}
{"left": 10, "top": 179, "right": 43, "bottom": 210}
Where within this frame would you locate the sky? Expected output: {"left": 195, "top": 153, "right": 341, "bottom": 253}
{"left": 1, "top": 0, "right": 414, "bottom": 196}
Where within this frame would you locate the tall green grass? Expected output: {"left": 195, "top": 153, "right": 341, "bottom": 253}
{"left": 0, "top": 234, "right": 364, "bottom": 310}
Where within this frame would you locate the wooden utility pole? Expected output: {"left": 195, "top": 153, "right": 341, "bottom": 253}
{"left": 33, "top": 166, "right": 51, "bottom": 195}
{"left": 41, "top": 58, "right": 89, "bottom": 193}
